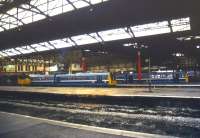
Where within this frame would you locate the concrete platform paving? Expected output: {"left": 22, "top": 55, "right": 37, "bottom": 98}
{"left": 0, "top": 86, "right": 200, "bottom": 98}
{"left": 0, "top": 112, "right": 173, "bottom": 138}
{"left": 117, "top": 83, "right": 200, "bottom": 88}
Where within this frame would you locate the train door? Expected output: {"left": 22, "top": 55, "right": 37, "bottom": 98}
{"left": 97, "top": 75, "right": 103, "bottom": 84}
{"left": 128, "top": 74, "right": 133, "bottom": 83}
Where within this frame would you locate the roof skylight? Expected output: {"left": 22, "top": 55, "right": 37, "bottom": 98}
{"left": 15, "top": 46, "right": 36, "bottom": 54}
{"left": 131, "top": 21, "right": 171, "bottom": 37}
{"left": 0, "top": 0, "right": 109, "bottom": 32}
{"left": 2, "top": 48, "right": 21, "bottom": 56}
{"left": 0, "top": 17, "right": 191, "bottom": 58}
{"left": 50, "top": 39, "right": 75, "bottom": 49}
{"left": 98, "top": 28, "right": 132, "bottom": 41}
{"left": 171, "top": 17, "right": 191, "bottom": 32}
{"left": 71, "top": 34, "right": 99, "bottom": 45}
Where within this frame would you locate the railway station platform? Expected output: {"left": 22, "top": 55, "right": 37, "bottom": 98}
{"left": 0, "top": 86, "right": 200, "bottom": 98}
{"left": 117, "top": 83, "right": 200, "bottom": 88}
{"left": 0, "top": 111, "right": 172, "bottom": 138}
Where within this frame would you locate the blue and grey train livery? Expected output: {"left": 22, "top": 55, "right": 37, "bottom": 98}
{"left": 30, "top": 72, "right": 116, "bottom": 87}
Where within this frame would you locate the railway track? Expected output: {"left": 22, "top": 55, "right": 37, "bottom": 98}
{"left": 0, "top": 91, "right": 200, "bottom": 138}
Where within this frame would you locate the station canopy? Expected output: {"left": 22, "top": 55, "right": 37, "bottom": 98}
{"left": 0, "top": 0, "right": 199, "bottom": 58}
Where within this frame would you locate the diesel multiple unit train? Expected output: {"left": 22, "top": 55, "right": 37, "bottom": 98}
{"left": 116, "top": 71, "right": 188, "bottom": 84}
{"left": 0, "top": 72, "right": 116, "bottom": 87}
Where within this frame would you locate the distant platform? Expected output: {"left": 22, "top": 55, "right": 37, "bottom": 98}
{"left": 0, "top": 86, "right": 200, "bottom": 98}
{"left": 0, "top": 111, "right": 173, "bottom": 138}
{"left": 117, "top": 83, "right": 200, "bottom": 88}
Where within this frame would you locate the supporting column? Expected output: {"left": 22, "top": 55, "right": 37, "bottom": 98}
{"left": 81, "top": 57, "right": 87, "bottom": 72}
{"left": 137, "top": 51, "right": 142, "bottom": 80}
{"left": 14, "top": 59, "right": 17, "bottom": 73}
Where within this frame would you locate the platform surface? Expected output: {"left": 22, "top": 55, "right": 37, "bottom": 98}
{"left": 117, "top": 83, "right": 200, "bottom": 88}
{"left": 0, "top": 112, "right": 173, "bottom": 138}
{"left": 0, "top": 86, "right": 200, "bottom": 98}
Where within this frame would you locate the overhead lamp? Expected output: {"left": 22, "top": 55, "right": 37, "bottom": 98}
{"left": 123, "top": 43, "right": 148, "bottom": 49}
{"left": 123, "top": 43, "right": 134, "bottom": 47}
{"left": 195, "top": 36, "right": 200, "bottom": 39}
{"left": 176, "top": 37, "right": 185, "bottom": 41}
{"left": 141, "top": 45, "right": 148, "bottom": 48}
{"left": 84, "top": 49, "right": 91, "bottom": 52}
{"left": 89, "top": 8, "right": 94, "bottom": 12}
{"left": 172, "top": 53, "right": 184, "bottom": 57}
{"left": 17, "top": 27, "right": 22, "bottom": 31}
{"left": 184, "top": 37, "right": 191, "bottom": 41}
{"left": 196, "top": 45, "right": 200, "bottom": 49}
{"left": 97, "top": 51, "right": 107, "bottom": 54}
{"left": 177, "top": 35, "right": 200, "bottom": 41}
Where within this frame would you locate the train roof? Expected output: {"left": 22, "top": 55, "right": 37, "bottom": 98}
{"left": 29, "top": 72, "right": 109, "bottom": 77}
